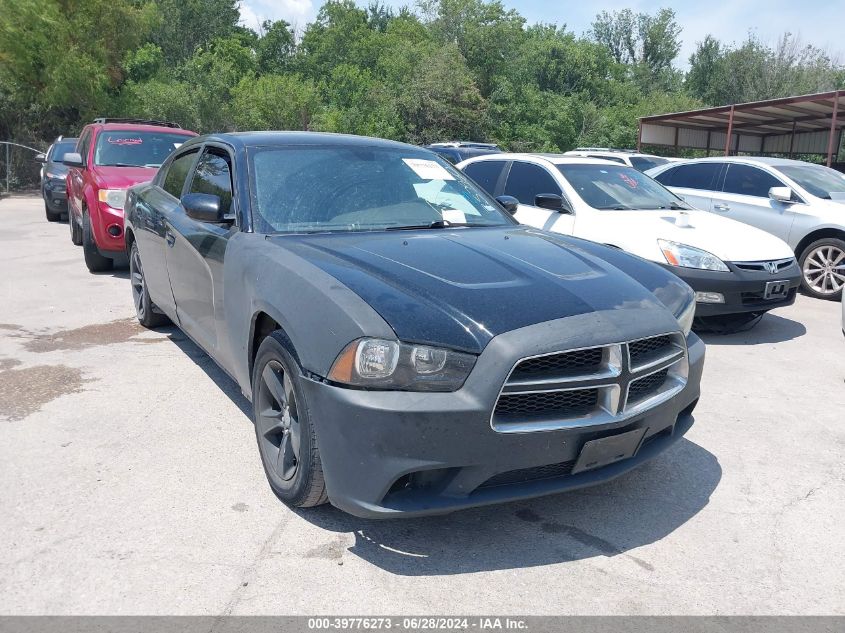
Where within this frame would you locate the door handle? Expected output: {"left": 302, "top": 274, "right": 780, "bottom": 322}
{"left": 713, "top": 203, "right": 730, "bottom": 211}
{"left": 165, "top": 230, "right": 176, "bottom": 247}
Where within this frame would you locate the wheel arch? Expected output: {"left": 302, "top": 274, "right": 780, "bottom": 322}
{"left": 124, "top": 226, "right": 136, "bottom": 255}
{"left": 248, "top": 311, "right": 302, "bottom": 382}
{"left": 794, "top": 227, "right": 845, "bottom": 260}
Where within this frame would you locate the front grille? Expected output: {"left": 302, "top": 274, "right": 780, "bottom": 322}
{"left": 733, "top": 258, "right": 795, "bottom": 273}
{"left": 495, "top": 389, "right": 598, "bottom": 419}
{"left": 629, "top": 335, "right": 673, "bottom": 368}
{"left": 511, "top": 348, "right": 603, "bottom": 380}
{"left": 628, "top": 368, "right": 670, "bottom": 404}
{"left": 492, "top": 332, "right": 687, "bottom": 433}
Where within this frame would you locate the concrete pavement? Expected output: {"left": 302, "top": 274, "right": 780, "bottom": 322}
{"left": 1, "top": 196, "right": 843, "bottom": 615}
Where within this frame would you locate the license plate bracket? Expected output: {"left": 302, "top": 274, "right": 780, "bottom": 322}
{"left": 572, "top": 427, "right": 647, "bottom": 475}
{"left": 764, "top": 280, "right": 789, "bottom": 300}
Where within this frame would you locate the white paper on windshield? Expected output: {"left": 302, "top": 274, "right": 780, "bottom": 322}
{"left": 442, "top": 209, "right": 467, "bottom": 224}
{"left": 403, "top": 158, "right": 454, "bottom": 180}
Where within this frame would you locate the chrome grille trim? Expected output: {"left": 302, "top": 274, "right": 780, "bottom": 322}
{"left": 732, "top": 258, "right": 796, "bottom": 273}
{"left": 491, "top": 332, "right": 688, "bottom": 434}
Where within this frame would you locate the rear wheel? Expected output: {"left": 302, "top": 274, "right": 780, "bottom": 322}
{"left": 81, "top": 208, "right": 113, "bottom": 273}
{"left": 799, "top": 238, "right": 845, "bottom": 300}
{"left": 251, "top": 333, "right": 327, "bottom": 508}
{"left": 130, "top": 242, "right": 169, "bottom": 328}
{"left": 45, "top": 202, "right": 61, "bottom": 222}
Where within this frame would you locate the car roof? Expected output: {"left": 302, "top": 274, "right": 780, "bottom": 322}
{"left": 194, "top": 131, "right": 430, "bottom": 152}
{"left": 564, "top": 149, "right": 661, "bottom": 159}
{"left": 662, "top": 156, "right": 819, "bottom": 168}
{"left": 463, "top": 152, "right": 624, "bottom": 166}
{"left": 90, "top": 122, "right": 197, "bottom": 135}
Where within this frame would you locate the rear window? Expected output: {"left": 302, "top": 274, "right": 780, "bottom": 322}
{"left": 630, "top": 156, "right": 668, "bottom": 172}
{"left": 94, "top": 130, "right": 192, "bottom": 168}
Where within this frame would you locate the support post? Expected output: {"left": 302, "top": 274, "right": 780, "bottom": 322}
{"left": 788, "top": 120, "right": 797, "bottom": 158}
{"left": 705, "top": 131, "right": 711, "bottom": 157}
{"left": 827, "top": 91, "right": 840, "bottom": 167}
{"left": 636, "top": 121, "right": 643, "bottom": 153}
{"left": 5, "top": 143, "right": 9, "bottom": 194}
{"left": 673, "top": 126, "right": 679, "bottom": 156}
{"left": 724, "top": 105, "right": 735, "bottom": 156}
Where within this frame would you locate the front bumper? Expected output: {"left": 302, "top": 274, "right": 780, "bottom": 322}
{"left": 665, "top": 261, "right": 801, "bottom": 317}
{"left": 93, "top": 200, "right": 127, "bottom": 257}
{"left": 302, "top": 309, "right": 705, "bottom": 518}
{"left": 42, "top": 179, "right": 68, "bottom": 210}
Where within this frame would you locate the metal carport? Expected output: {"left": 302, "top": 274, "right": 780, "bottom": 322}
{"left": 638, "top": 91, "right": 844, "bottom": 167}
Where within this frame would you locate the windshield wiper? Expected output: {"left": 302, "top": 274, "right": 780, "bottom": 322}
{"left": 385, "top": 220, "right": 498, "bottom": 231}
{"left": 596, "top": 205, "right": 633, "bottom": 210}
{"left": 100, "top": 163, "right": 140, "bottom": 167}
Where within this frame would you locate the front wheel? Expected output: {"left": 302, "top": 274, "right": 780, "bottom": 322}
{"left": 129, "top": 242, "right": 169, "bottom": 328}
{"left": 81, "top": 208, "right": 113, "bottom": 273}
{"left": 251, "top": 333, "right": 328, "bottom": 508}
{"left": 799, "top": 238, "right": 845, "bottom": 300}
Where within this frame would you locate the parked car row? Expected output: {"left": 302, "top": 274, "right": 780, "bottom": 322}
{"left": 37, "top": 122, "right": 837, "bottom": 519}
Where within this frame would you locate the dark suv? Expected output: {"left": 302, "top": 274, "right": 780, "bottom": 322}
{"left": 35, "top": 137, "right": 78, "bottom": 221}
{"left": 64, "top": 118, "right": 197, "bottom": 272}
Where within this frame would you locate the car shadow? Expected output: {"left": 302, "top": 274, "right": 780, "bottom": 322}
{"left": 290, "top": 434, "right": 719, "bottom": 576}
{"left": 160, "top": 325, "right": 253, "bottom": 419}
{"left": 699, "top": 313, "right": 806, "bottom": 346}
{"left": 160, "top": 327, "right": 721, "bottom": 576}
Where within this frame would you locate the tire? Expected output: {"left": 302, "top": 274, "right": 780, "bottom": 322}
{"left": 69, "top": 213, "right": 83, "bottom": 245}
{"left": 81, "top": 208, "right": 113, "bottom": 273}
{"left": 45, "top": 201, "right": 61, "bottom": 222}
{"left": 798, "top": 237, "right": 845, "bottom": 300}
{"left": 129, "top": 242, "right": 170, "bottom": 328}
{"left": 251, "top": 332, "right": 328, "bottom": 508}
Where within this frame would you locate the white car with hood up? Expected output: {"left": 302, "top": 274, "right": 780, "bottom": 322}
{"left": 457, "top": 154, "right": 802, "bottom": 326}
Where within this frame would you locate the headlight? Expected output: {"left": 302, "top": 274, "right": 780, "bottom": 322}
{"left": 658, "top": 239, "right": 729, "bottom": 272}
{"left": 675, "top": 297, "right": 695, "bottom": 335}
{"left": 98, "top": 188, "right": 127, "bottom": 210}
{"left": 45, "top": 171, "right": 64, "bottom": 180}
{"left": 328, "top": 338, "right": 476, "bottom": 392}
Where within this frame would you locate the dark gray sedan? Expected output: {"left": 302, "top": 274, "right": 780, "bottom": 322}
{"left": 124, "top": 132, "right": 704, "bottom": 518}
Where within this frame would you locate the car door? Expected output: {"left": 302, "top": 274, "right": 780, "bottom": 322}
{"left": 503, "top": 160, "right": 575, "bottom": 234}
{"left": 67, "top": 128, "right": 92, "bottom": 218}
{"left": 713, "top": 163, "right": 797, "bottom": 242}
{"left": 652, "top": 162, "right": 722, "bottom": 211}
{"left": 133, "top": 148, "right": 200, "bottom": 316}
{"left": 164, "top": 145, "right": 238, "bottom": 358}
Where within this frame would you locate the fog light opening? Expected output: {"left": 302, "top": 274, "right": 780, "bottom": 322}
{"left": 107, "top": 224, "right": 122, "bottom": 238}
{"left": 695, "top": 291, "right": 724, "bottom": 304}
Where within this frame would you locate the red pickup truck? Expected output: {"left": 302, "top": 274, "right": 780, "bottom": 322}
{"left": 65, "top": 119, "right": 197, "bottom": 272}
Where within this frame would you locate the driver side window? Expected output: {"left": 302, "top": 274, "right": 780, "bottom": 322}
{"left": 162, "top": 150, "right": 199, "bottom": 199}
{"left": 504, "top": 162, "right": 562, "bottom": 206}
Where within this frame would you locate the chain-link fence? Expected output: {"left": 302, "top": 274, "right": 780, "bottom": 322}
{"left": 0, "top": 141, "right": 47, "bottom": 193}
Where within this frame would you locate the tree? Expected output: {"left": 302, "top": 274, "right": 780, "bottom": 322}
{"left": 148, "top": 0, "right": 241, "bottom": 66}
{"left": 232, "top": 75, "right": 322, "bottom": 131}
{"left": 256, "top": 20, "right": 296, "bottom": 75}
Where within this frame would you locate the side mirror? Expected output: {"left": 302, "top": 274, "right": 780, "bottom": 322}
{"left": 63, "top": 152, "right": 83, "bottom": 168}
{"left": 182, "top": 192, "right": 224, "bottom": 223}
{"left": 769, "top": 186, "right": 793, "bottom": 203}
{"left": 535, "top": 193, "right": 572, "bottom": 213}
{"left": 34, "top": 153, "right": 46, "bottom": 163}
{"left": 495, "top": 195, "right": 519, "bottom": 215}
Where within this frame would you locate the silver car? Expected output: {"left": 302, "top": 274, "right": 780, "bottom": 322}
{"left": 647, "top": 157, "right": 845, "bottom": 300}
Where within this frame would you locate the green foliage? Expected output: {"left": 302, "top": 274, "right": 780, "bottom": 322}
{"left": 2, "top": 0, "right": 844, "bottom": 190}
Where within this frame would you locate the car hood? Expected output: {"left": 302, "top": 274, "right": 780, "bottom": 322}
{"left": 93, "top": 166, "right": 158, "bottom": 190}
{"left": 576, "top": 209, "right": 795, "bottom": 262}
{"left": 273, "top": 227, "right": 687, "bottom": 353}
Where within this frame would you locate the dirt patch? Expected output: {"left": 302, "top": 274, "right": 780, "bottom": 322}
{"left": 0, "top": 324, "right": 23, "bottom": 331}
{"left": 22, "top": 318, "right": 167, "bottom": 353}
{"left": 0, "top": 358, "right": 22, "bottom": 371}
{"left": 0, "top": 364, "right": 88, "bottom": 421}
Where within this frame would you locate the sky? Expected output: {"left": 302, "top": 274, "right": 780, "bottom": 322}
{"left": 238, "top": 0, "right": 845, "bottom": 68}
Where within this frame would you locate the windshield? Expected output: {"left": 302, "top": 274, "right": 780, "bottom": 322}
{"left": 630, "top": 156, "right": 669, "bottom": 172}
{"left": 94, "top": 130, "right": 191, "bottom": 168}
{"left": 49, "top": 141, "right": 77, "bottom": 163}
{"left": 773, "top": 164, "right": 845, "bottom": 200}
{"left": 250, "top": 146, "right": 514, "bottom": 233}
{"left": 556, "top": 164, "right": 691, "bottom": 210}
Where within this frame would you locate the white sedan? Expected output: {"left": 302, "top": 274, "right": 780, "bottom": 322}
{"left": 457, "top": 153, "right": 802, "bottom": 326}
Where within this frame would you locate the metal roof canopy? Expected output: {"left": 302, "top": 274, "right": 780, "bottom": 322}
{"left": 638, "top": 90, "right": 844, "bottom": 166}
